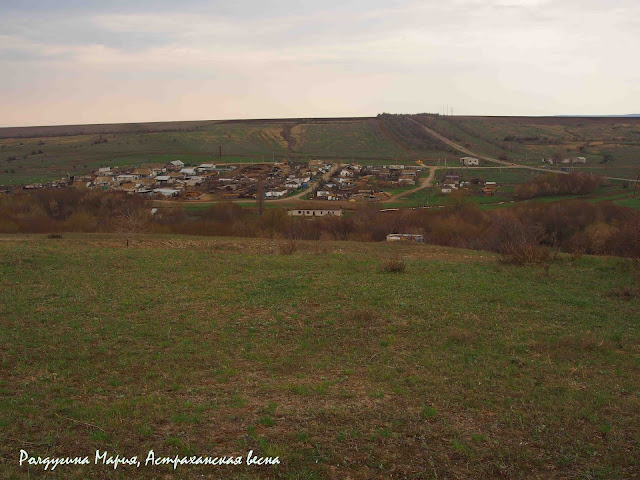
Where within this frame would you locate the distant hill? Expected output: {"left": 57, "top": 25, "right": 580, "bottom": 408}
{"left": 555, "top": 114, "right": 640, "bottom": 117}
{"left": 2, "top": 113, "right": 640, "bottom": 185}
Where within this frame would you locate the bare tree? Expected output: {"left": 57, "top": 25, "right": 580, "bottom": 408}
{"left": 115, "top": 204, "right": 151, "bottom": 247}
{"left": 256, "top": 180, "right": 265, "bottom": 216}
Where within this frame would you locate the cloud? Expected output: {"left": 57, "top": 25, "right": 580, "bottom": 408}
{"left": 0, "top": 0, "right": 639, "bottom": 125}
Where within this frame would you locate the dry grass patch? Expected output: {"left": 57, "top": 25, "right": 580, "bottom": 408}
{"left": 381, "top": 257, "right": 406, "bottom": 273}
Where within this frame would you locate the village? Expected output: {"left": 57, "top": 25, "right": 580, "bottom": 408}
{"left": 16, "top": 159, "right": 423, "bottom": 202}
{"left": 14, "top": 156, "right": 504, "bottom": 203}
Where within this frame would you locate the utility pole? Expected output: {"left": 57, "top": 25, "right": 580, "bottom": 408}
{"left": 219, "top": 146, "right": 222, "bottom": 158}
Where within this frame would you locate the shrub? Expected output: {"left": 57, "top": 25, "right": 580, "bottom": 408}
{"left": 279, "top": 239, "right": 298, "bottom": 255}
{"left": 381, "top": 257, "right": 406, "bottom": 273}
{"left": 486, "top": 212, "right": 550, "bottom": 265}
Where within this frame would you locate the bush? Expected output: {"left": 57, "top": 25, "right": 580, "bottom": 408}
{"left": 515, "top": 172, "right": 602, "bottom": 199}
{"left": 381, "top": 257, "right": 406, "bottom": 273}
{"left": 279, "top": 239, "right": 297, "bottom": 255}
{"left": 486, "top": 212, "right": 550, "bottom": 265}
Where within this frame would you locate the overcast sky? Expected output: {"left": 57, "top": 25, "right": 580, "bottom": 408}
{"left": 1, "top": 0, "right": 638, "bottom": 126}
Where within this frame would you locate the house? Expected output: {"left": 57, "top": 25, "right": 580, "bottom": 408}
{"left": 572, "top": 156, "right": 587, "bottom": 164}
{"left": 97, "top": 167, "right": 111, "bottom": 174}
{"left": 386, "top": 233, "right": 424, "bottom": 242}
{"left": 138, "top": 178, "right": 155, "bottom": 187}
{"left": 167, "top": 160, "right": 184, "bottom": 171}
{"left": 327, "top": 193, "right": 347, "bottom": 200}
{"left": 149, "top": 165, "right": 167, "bottom": 175}
{"left": 197, "top": 163, "right": 216, "bottom": 172}
{"left": 460, "top": 156, "right": 479, "bottom": 166}
{"left": 288, "top": 209, "right": 343, "bottom": 217}
{"left": 153, "top": 188, "right": 180, "bottom": 197}
{"left": 265, "top": 189, "right": 288, "bottom": 198}
{"left": 94, "top": 176, "right": 115, "bottom": 186}
{"left": 186, "top": 176, "right": 204, "bottom": 186}
{"left": 116, "top": 174, "right": 139, "bottom": 182}
{"left": 119, "top": 182, "right": 139, "bottom": 193}
{"left": 132, "top": 167, "right": 153, "bottom": 177}
{"left": 483, "top": 181, "right": 498, "bottom": 196}
{"left": 179, "top": 168, "right": 197, "bottom": 177}
{"left": 155, "top": 175, "right": 171, "bottom": 184}
{"left": 398, "top": 174, "right": 416, "bottom": 185}
{"left": 285, "top": 180, "right": 304, "bottom": 190}
{"left": 214, "top": 165, "right": 235, "bottom": 172}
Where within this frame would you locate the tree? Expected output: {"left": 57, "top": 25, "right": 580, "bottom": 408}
{"left": 256, "top": 180, "right": 265, "bottom": 216}
{"left": 449, "top": 189, "right": 471, "bottom": 211}
{"left": 115, "top": 204, "right": 151, "bottom": 247}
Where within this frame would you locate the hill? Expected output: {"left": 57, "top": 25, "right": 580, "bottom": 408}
{"left": 0, "top": 116, "right": 457, "bottom": 186}
{"left": 1, "top": 114, "right": 640, "bottom": 186}
{"left": 1, "top": 234, "right": 639, "bottom": 478}
{"left": 416, "top": 115, "right": 640, "bottom": 179}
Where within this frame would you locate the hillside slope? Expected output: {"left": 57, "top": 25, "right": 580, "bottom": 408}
{"left": 2, "top": 114, "right": 640, "bottom": 185}
{"left": 1, "top": 234, "right": 639, "bottom": 479}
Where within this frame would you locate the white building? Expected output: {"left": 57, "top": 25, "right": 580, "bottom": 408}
{"left": 460, "top": 157, "right": 479, "bottom": 166}
{"left": 386, "top": 233, "right": 424, "bottom": 242}
{"left": 288, "top": 209, "right": 343, "bottom": 217}
{"left": 153, "top": 188, "right": 180, "bottom": 197}
{"left": 179, "top": 168, "right": 197, "bottom": 177}
{"left": 265, "top": 190, "right": 288, "bottom": 198}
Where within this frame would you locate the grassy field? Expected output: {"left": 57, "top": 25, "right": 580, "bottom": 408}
{"left": 0, "top": 118, "right": 452, "bottom": 185}
{"left": 1, "top": 234, "right": 639, "bottom": 479}
{"left": 2, "top": 115, "right": 638, "bottom": 193}
{"left": 420, "top": 116, "right": 640, "bottom": 178}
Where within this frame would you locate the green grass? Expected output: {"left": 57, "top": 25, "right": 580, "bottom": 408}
{"left": 3, "top": 116, "right": 640, "bottom": 186}
{"left": 613, "top": 195, "right": 640, "bottom": 209}
{"left": 423, "top": 116, "right": 640, "bottom": 175}
{"left": 1, "top": 234, "right": 639, "bottom": 478}
{"left": 435, "top": 167, "right": 539, "bottom": 184}
{"left": 0, "top": 119, "right": 448, "bottom": 185}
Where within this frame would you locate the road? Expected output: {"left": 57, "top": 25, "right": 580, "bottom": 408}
{"left": 408, "top": 118, "right": 636, "bottom": 182}
{"left": 385, "top": 166, "right": 436, "bottom": 202}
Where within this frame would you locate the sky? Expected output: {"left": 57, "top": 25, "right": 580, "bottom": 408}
{"left": 1, "top": 0, "right": 639, "bottom": 126}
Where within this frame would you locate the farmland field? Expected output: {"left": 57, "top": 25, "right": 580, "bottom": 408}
{"left": 2, "top": 115, "right": 639, "bottom": 188}
{"left": 418, "top": 115, "right": 640, "bottom": 178}
{"left": 1, "top": 234, "right": 639, "bottom": 479}
{"left": 0, "top": 118, "right": 454, "bottom": 186}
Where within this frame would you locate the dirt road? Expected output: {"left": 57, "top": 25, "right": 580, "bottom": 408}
{"left": 385, "top": 167, "right": 435, "bottom": 202}
{"left": 408, "top": 118, "right": 636, "bottom": 181}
